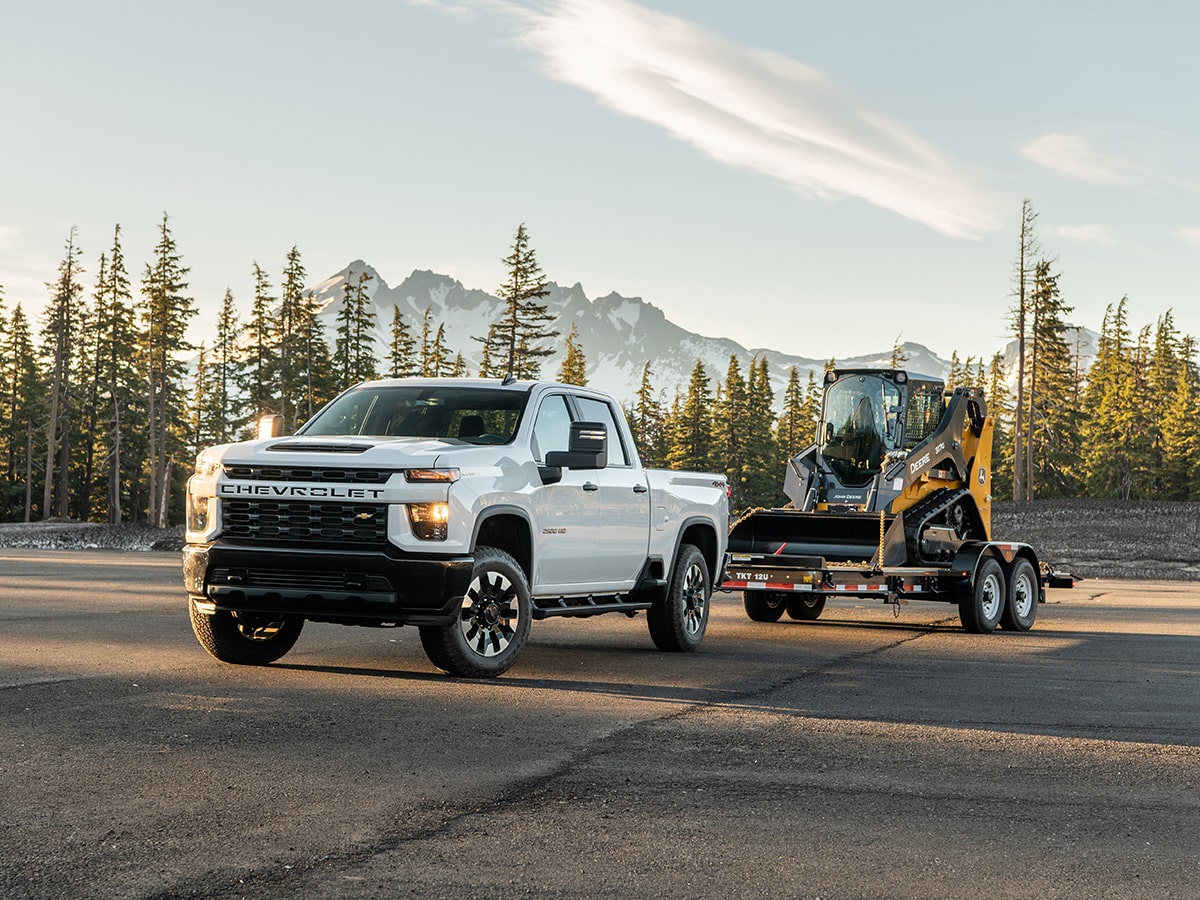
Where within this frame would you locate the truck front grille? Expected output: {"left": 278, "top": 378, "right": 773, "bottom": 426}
{"left": 223, "top": 500, "right": 388, "bottom": 545}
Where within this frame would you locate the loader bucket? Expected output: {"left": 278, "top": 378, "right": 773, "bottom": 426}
{"left": 728, "top": 509, "right": 907, "bottom": 567}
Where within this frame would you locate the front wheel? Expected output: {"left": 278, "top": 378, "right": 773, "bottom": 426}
{"left": 647, "top": 544, "right": 711, "bottom": 652}
{"left": 786, "top": 595, "right": 826, "bottom": 621}
{"left": 419, "top": 547, "right": 532, "bottom": 678}
{"left": 743, "top": 590, "right": 787, "bottom": 622}
{"left": 189, "top": 601, "right": 304, "bottom": 665}
{"left": 1000, "top": 558, "right": 1039, "bottom": 631}
{"left": 958, "top": 557, "right": 1005, "bottom": 634}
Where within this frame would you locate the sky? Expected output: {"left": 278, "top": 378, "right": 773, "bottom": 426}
{"left": 2, "top": 0, "right": 1198, "bottom": 362}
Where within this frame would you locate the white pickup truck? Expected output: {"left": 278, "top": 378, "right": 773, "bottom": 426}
{"left": 183, "top": 378, "right": 730, "bottom": 677}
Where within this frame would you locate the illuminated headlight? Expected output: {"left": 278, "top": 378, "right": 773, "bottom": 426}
{"left": 194, "top": 454, "right": 221, "bottom": 477}
{"left": 404, "top": 468, "right": 459, "bottom": 483}
{"left": 407, "top": 502, "right": 450, "bottom": 540}
{"left": 186, "top": 492, "right": 220, "bottom": 542}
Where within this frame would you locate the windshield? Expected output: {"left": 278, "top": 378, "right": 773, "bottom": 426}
{"left": 819, "top": 375, "right": 901, "bottom": 484}
{"left": 299, "top": 385, "right": 529, "bottom": 444}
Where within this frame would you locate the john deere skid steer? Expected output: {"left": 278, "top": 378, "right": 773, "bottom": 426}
{"left": 723, "top": 368, "right": 1072, "bottom": 632}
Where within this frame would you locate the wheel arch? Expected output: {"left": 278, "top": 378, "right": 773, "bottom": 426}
{"left": 674, "top": 517, "right": 721, "bottom": 580}
{"left": 471, "top": 507, "right": 534, "bottom": 583}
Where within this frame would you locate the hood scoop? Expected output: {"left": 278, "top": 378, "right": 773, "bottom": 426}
{"left": 266, "top": 441, "right": 372, "bottom": 454}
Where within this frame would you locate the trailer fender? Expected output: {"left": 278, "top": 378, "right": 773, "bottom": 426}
{"left": 952, "top": 542, "right": 1044, "bottom": 604}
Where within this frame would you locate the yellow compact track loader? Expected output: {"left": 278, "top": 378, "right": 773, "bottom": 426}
{"left": 723, "top": 368, "right": 1072, "bottom": 632}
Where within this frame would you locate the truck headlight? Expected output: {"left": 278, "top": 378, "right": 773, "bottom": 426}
{"left": 186, "top": 492, "right": 220, "bottom": 542}
{"left": 194, "top": 454, "right": 221, "bottom": 477}
{"left": 407, "top": 502, "right": 449, "bottom": 540}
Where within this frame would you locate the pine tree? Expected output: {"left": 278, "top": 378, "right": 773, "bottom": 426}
{"left": 387, "top": 304, "right": 418, "bottom": 378}
{"left": 628, "top": 362, "right": 667, "bottom": 467}
{"left": 889, "top": 337, "right": 908, "bottom": 368}
{"left": 477, "top": 224, "right": 559, "bottom": 379}
{"left": 711, "top": 355, "right": 748, "bottom": 506}
{"left": 40, "top": 227, "right": 85, "bottom": 520}
{"left": 1027, "top": 260, "right": 1080, "bottom": 497}
{"left": 1081, "top": 298, "right": 1139, "bottom": 499}
{"left": 1160, "top": 335, "right": 1200, "bottom": 499}
{"left": 429, "top": 323, "right": 451, "bottom": 377}
{"left": 775, "top": 366, "right": 812, "bottom": 463}
{"left": 1010, "top": 199, "right": 1041, "bottom": 501}
{"left": 667, "top": 361, "right": 714, "bottom": 472}
{"left": 295, "top": 289, "right": 333, "bottom": 423}
{"left": 333, "top": 270, "right": 378, "bottom": 388}
{"left": 557, "top": 323, "right": 587, "bottom": 385}
{"left": 138, "top": 212, "right": 196, "bottom": 527}
{"left": 987, "top": 353, "right": 1013, "bottom": 501}
{"left": 209, "top": 288, "right": 246, "bottom": 443}
{"left": 278, "top": 246, "right": 308, "bottom": 428}
{"left": 241, "top": 261, "right": 278, "bottom": 423}
{"left": 92, "top": 225, "right": 140, "bottom": 522}
{"left": 1, "top": 305, "right": 43, "bottom": 521}
{"left": 743, "top": 356, "right": 780, "bottom": 507}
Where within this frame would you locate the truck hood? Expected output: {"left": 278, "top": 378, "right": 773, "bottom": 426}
{"left": 206, "top": 435, "right": 478, "bottom": 467}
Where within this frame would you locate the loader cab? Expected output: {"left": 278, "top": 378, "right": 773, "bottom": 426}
{"left": 818, "top": 369, "right": 944, "bottom": 486}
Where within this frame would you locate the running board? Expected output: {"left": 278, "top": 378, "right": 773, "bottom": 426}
{"left": 532, "top": 595, "right": 655, "bottom": 619}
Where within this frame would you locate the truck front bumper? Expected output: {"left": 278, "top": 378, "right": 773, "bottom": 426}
{"left": 182, "top": 541, "right": 473, "bottom": 626}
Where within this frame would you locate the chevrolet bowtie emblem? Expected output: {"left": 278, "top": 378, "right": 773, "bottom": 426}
{"left": 355, "top": 512, "right": 375, "bottom": 521}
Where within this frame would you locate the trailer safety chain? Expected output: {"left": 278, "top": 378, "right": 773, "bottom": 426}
{"left": 876, "top": 511, "right": 885, "bottom": 573}
{"left": 729, "top": 506, "right": 767, "bottom": 531}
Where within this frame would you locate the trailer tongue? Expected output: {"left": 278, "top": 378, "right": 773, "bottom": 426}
{"left": 722, "top": 368, "right": 1073, "bottom": 633}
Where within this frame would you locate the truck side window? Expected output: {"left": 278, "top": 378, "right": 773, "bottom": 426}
{"left": 532, "top": 394, "right": 572, "bottom": 463}
{"left": 574, "top": 396, "right": 629, "bottom": 467}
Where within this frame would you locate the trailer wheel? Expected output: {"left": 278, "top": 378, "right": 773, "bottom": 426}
{"left": 786, "top": 595, "right": 826, "bottom": 621}
{"left": 743, "top": 591, "right": 787, "bottom": 622}
{"left": 1000, "top": 558, "right": 1038, "bottom": 631}
{"left": 648, "top": 544, "right": 711, "bottom": 652}
{"left": 419, "top": 547, "right": 531, "bottom": 678}
{"left": 189, "top": 601, "right": 303, "bottom": 665}
{"left": 958, "top": 558, "right": 1005, "bottom": 634}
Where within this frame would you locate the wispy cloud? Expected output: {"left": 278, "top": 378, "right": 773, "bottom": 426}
{"left": 1177, "top": 227, "right": 1200, "bottom": 247}
{"left": 431, "top": 0, "right": 1000, "bottom": 238}
{"left": 1056, "top": 224, "right": 1117, "bottom": 246}
{"left": 1019, "top": 133, "right": 1134, "bottom": 184}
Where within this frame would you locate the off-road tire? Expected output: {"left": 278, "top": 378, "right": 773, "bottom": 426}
{"left": 1000, "top": 557, "right": 1039, "bottom": 631}
{"left": 189, "top": 601, "right": 303, "bottom": 665}
{"left": 419, "top": 547, "right": 532, "bottom": 677}
{"left": 786, "top": 595, "right": 826, "bottom": 621}
{"left": 647, "top": 544, "right": 711, "bottom": 652}
{"left": 743, "top": 590, "right": 787, "bottom": 622}
{"left": 958, "top": 557, "right": 1005, "bottom": 634}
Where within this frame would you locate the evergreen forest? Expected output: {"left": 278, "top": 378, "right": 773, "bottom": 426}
{"left": 2, "top": 209, "right": 1198, "bottom": 527}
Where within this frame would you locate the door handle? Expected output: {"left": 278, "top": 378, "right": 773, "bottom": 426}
{"left": 583, "top": 482, "right": 599, "bottom": 492}
{"left": 633, "top": 484, "right": 648, "bottom": 493}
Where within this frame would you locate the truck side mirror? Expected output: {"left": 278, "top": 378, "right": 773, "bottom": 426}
{"left": 258, "top": 414, "right": 285, "bottom": 439}
{"left": 545, "top": 420, "right": 608, "bottom": 470}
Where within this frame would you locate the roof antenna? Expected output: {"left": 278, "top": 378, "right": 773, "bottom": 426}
{"left": 501, "top": 370, "right": 517, "bottom": 385}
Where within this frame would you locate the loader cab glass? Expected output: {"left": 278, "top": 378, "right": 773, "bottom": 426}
{"left": 819, "top": 374, "right": 901, "bottom": 485}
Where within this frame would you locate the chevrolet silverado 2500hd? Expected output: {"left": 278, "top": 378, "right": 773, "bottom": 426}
{"left": 183, "top": 378, "right": 730, "bottom": 677}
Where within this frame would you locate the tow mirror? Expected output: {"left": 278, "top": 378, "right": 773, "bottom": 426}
{"left": 545, "top": 421, "right": 608, "bottom": 470}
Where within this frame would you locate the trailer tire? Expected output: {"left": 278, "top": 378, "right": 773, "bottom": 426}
{"left": 419, "top": 547, "right": 531, "bottom": 678}
{"left": 743, "top": 591, "right": 787, "bottom": 622}
{"left": 958, "top": 557, "right": 1005, "bottom": 634}
{"left": 190, "top": 601, "right": 303, "bottom": 665}
{"left": 786, "top": 595, "right": 826, "bottom": 621}
{"left": 1000, "top": 558, "right": 1038, "bottom": 632}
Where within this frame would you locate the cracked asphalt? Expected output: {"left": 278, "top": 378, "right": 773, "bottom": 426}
{"left": 2, "top": 550, "right": 1198, "bottom": 898}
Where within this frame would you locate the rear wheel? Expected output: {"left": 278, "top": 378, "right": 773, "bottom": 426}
{"left": 1000, "top": 558, "right": 1039, "bottom": 631}
{"left": 958, "top": 557, "right": 1005, "bottom": 634}
{"left": 648, "top": 544, "right": 711, "bottom": 652}
{"left": 189, "top": 601, "right": 303, "bottom": 665}
{"left": 743, "top": 591, "right": 787, "bottom": 622}
{"left": 419, "top": 547, "right": 531, "bottom": 678}
{"left": 786, "top": 595, "right": 826, "bottom": 621}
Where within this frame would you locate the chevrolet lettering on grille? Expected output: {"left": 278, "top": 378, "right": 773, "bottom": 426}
{"left": 218, "top": 483, "right": 387, "bottom": 500}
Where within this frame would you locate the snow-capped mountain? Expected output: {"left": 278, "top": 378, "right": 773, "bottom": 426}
{"left": 309, "top": 260, "right": 956, "bottom": 406}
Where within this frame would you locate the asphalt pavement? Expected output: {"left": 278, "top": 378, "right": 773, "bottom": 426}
{"left": 2, "top": 549, "right": 1198, "bottom": 899}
